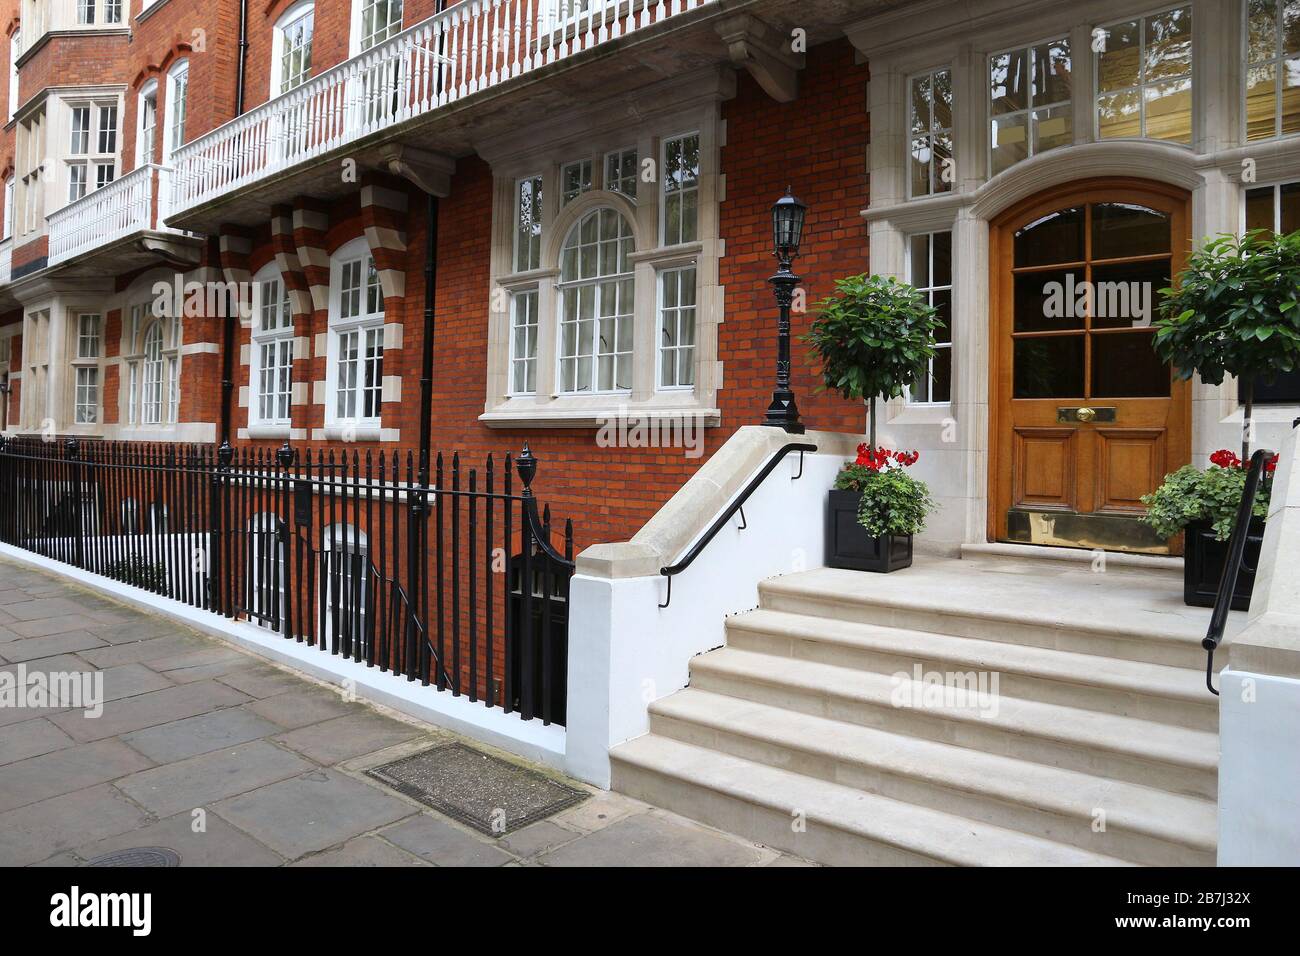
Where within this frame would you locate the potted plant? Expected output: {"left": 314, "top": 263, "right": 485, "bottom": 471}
{"left": 805, "top": 273, "right": 940, "bottom": 572}
{"left": 1140, "top": 449, "right": 1278, "bottom": 609}
{"left": 1150, "top": 229, "right": 1300, "bottom": 606}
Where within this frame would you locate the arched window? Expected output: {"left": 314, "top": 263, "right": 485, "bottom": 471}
{"left": 137, "top": 80, "right": 158, "bottom": 167}
{"left": 163, "top": 59, "right": 189, "bottom": 164}
{"left": 321, "top": 523, "right": 370, "bottom": 651}
{"left": 272, "top": 2, "right": 315, "bottom": 95}
{"left": 557, "top": 207, "right": 634, "bottom": 394}
{"left": 141, "top": 322, "right": 164, "bottom": 424}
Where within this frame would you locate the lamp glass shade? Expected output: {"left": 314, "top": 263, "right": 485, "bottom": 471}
{"left": 771, "top": 187, "right": 807, "bottom": 258}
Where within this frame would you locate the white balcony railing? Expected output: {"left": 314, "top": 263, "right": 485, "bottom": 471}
{"left": 169, "top": 0, "right": 714, "bottom": 216}
{"left": 47, "top": 164, "right": 172, "bottom": 266}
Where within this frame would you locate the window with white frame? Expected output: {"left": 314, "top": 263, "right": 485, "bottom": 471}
{"left": 1095, "top": 5, "right": 1193, "bottom": 144}
{"left": 558, "top": 207, "right": 634, "bottom": 394}
{"left": 164, "top": 60, "right": 188, "bottom": 163}
{"left": 990, "top": 38, "right": 1072, "bottom": 176}
{"left": 561, "top": 159, "right": 592, "bottom": 205}
{"left": 1246, "top": 0, "right": 1300, "bottom": 141}
{"left": 657, "top": 265, "right": 696, "bottom": 389}
{"left": 73, "top": 312, "right": 101, "bottom": 424}
{"left": 252, "top": 271, "right": 295, "bottom": 424}
{"left": 909, "top": 68, "right": 953, "bottom": 198}
{"left": 514, "top": 175, "right": 542, "bottom": 271}
{"left": 123, "top": 304, "right": 180, "bottom": 426}
{"left": 137, "top": 82, "right": 157, "bottom": 166}
{"left": 3, "top": 178, "right": 13, "bottom": 239}
{"left": 76, "top": 0, "right": 92, "bottom": 24}
{"left": 356, "top": 0, "right": 402, "bottom": 52}
{"left": 66, "top": 101, "right": 116, "bottom": 203}
{"left": 906, "top": 231, "right": 953, "bottom": 404}
{"left": 273, "top": 3, "right": 315, "bottom": 95}
{"left": 18, "top": 107, "right": 45, "bottom": 237}
{"left": 662, "top": 132, "right": 700, "bottom": 244}
{"left": 105, "top": 0, "right": 121, "bottom": 22}
{"left": 509, "top": 289, "right": 538, "bottom": 395}
{"left": 605, "top": 147, "right": 638, "bottom": 199}
{"left": 488, "top": 108, "right": 719, "bottom": 420}
{"left": 1245, "top": 180, "right": 1300, "bottom": 403}
{"left": 328, "top": 240, "right": 384, "bottom": 425}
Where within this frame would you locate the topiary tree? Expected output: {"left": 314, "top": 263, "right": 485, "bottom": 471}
{"left": 803, "top": 274, "right": 940, "bottom": 450}
{"left": 1154, "top": 229, "right": 1300, "bottom": 460}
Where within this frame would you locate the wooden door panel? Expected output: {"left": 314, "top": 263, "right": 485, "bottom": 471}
{"left": 989, "top": 178, "right": 1193, "bottom": 551}
{"left": 1095, "top": 428, "right": 1166, "bottom": 513}
{"left": 1012, "top": 428, "right": 1077, "bottom": 509}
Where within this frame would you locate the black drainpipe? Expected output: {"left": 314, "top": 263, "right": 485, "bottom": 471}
{"left": 213, "top": 234, "right": 235, "bottom": 448}
{"left": 417, "top": 0, "right": 447, "bottom": 487}
{"left": 418, "top": 192, "right": 437, "bottom": 487}
{"left": 236, "top": 0, "right": 250, "bottom": 115}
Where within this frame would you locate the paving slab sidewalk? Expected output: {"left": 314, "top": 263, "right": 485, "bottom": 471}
{"left": 0, "top": 557, "right": 814, "bottom": 867}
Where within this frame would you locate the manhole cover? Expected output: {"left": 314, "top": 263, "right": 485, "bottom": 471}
{"left": 365, "top": 743, "right": 587, "bottom": 836}
{"left": 86, "top": 847, "right": 181, "bottom": 867}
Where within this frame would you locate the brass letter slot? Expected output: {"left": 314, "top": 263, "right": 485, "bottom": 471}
{"left": 1057, "top": 406, "right": 1116, "bottom": 424}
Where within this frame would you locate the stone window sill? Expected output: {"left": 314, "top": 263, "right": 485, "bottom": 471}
{"left": 480, "top": 394, "right": 720, "bottom": 429}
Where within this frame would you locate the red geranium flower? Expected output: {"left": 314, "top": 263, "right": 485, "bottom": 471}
{"left": 1209, "top": 449, "right": 1242, "bottom": 469}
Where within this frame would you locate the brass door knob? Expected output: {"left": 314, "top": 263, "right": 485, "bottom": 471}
{"left": 1076, "top": 407, "right": 1097, "bottom": 423}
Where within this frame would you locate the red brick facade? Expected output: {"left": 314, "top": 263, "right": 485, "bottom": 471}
{"left": 0, "top": 1, "right": 870, "bottom": 555}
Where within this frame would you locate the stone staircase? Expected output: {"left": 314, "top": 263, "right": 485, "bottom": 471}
{"left": 611, "top": 549, "right": 1235, "bottom": 866}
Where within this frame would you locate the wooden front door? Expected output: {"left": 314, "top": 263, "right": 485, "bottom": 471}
{"left": 990, "top": 179, "right": 1192, "bottom": 553}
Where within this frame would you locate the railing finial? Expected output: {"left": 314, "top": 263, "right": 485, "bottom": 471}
{"left": 516, "top": 442, "right": 537, "bottom": 492}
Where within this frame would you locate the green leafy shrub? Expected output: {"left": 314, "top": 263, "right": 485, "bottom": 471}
{"left": 1140, "top": 452, "right": 1274, "bottom": 542}
{"left": 804, "top": 274, "right": 939, "bottom": 448}
{"left": 106, "top": 555, "right": 169, "bottom": 592}
{"left": 835, "top": 444, "right": 935, "bottom": 538}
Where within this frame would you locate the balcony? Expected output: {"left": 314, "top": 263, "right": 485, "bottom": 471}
{"left": 46, "top": 164, "right": 200, "bottom": 272}
{"left": 167, "top": 0, "right": 742, "bottom": 232}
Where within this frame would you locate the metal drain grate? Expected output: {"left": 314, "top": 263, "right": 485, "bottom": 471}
{"left": 365, "top": 742, "right": 587, "bottom": 836}
{"left": 86, "top": 847, "right": 181, "bottom": 867}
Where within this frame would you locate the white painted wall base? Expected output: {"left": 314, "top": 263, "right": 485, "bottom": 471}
{"left": 565, "top": 431, "right": 853, "bottom": 788}
{"left": 0, "top": 543, "right": 567, "bottom": 772}
{"left": 1217, "top": 668, "right": 1300, "bottom": 866}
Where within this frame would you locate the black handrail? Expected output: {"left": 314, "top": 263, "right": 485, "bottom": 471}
{"left": 1202, "top": 447, "right": 1274, "bottom": 696}
{"left": 658, "top": 442, "right": 817, "bottom": 608}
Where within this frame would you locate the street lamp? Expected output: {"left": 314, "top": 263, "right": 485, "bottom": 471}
{"left": 763, "top": 186, "right": 806, "bottom": 434}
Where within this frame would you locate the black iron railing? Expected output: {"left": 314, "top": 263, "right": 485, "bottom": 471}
{"left": 1202, "top": 446, "right": 1275, "bottom": 696}
{"left": 657, "top": 442, "right": 816, "bottom": 608}
{"left": 0, "top": 436, "right": 575, "bottom": 725}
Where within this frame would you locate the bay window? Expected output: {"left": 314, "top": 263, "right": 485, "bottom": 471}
{"left": 514, "top": 175, "right": 543, "bottom": 271}
{"left": 123, "top": 304, "right": 180, "bottom": 427}
{"left": 73, "top": 313, "right": 101, "bottom": 425}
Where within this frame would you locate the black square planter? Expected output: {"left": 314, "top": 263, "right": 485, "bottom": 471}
{"left": 825, "top": 488, "right": 913, "bottom": 573}
{"left": 1183, "top": 517, "right": 1265, "bottom": 611}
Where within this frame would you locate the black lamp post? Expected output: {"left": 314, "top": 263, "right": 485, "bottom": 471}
{"left": 763, "top": 186, "right": 806, "bottom": 434}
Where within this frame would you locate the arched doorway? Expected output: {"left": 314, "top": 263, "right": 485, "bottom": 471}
{"left": 988, "top": 178, "right": 1192, "bottom": 554}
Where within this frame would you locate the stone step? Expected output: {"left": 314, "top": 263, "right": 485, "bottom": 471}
{"left": 758, "top": 564, "right": 1223, "bottom": 670}
{"left": 726, "top": 608, "right": 1218, "bottom": 731}
{"left": 611, "top": 734, "right": 1134, "bottom": 867}
{"left": 648, "top": 688, "right": 1216, "bottom": 866}
{"left": 689, "top": 647, "right": 1218, "bottom": 799}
